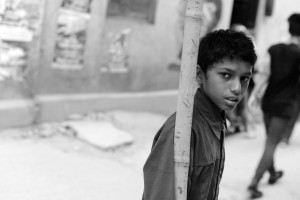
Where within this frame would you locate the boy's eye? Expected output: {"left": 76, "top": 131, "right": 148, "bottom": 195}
{"left": 220, "top": 73, "right": 230, "bottom": 79}
{"left": 241, "top": 76, "right": 250, "bottom": 82}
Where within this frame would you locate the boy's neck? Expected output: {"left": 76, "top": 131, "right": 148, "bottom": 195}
{"left": 198, "top": 86, "right": 225, "bottom": 117}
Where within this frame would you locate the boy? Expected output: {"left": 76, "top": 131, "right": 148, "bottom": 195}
{"left": 142, "top": 29, "right": 257, "bottom": 200}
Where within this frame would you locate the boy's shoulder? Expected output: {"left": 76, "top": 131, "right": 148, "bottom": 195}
{"left": 164, "top": 112, "right": 177, "bottom": 128}
{"left": 152, "top": 110, "right": 206, "bottom": 145}
{"left": 152, "top": 113, "right": 176, "bottom": 143}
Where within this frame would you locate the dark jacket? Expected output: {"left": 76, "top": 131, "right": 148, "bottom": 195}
{"left": 143, "top": 87, "right": 226, "bottom": 200}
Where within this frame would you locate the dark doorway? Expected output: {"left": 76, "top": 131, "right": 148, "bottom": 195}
{"left": 230, "top": 0, "right": 259, "bottom": 29}
{"left": 107, "top": 0, "right": 157, "bottom": 24}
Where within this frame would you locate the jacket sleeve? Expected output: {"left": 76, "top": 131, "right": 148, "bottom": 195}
{"left": 142, "top": 116, "right": 176, "bottom": 200}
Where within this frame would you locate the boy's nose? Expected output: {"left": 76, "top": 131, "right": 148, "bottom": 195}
{"left": 230, "top": 79, "right": 242, "bottom": 94}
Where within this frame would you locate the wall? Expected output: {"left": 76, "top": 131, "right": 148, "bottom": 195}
{"left": 0, "top": 0, "right": 234, "bottom": 97}
{"left": 33, "top": 0, "right": 182, "bottom": 95}
{"left": 2, "top": 0, "right": 300, "bottom": 129}
{"left": 32, "top": 0, "right": 234, "bottom": 94}
{"left": 98, "top": 0, "right": 234, "bottom": 92}
{"left": 255, "top": 0, "right": 300, "bottom": 58}
{"left": 99, "top": 0, "right": 181, "bottom": 92}
{"left": 2, "top": 0, "right": 299, "bottom": 98}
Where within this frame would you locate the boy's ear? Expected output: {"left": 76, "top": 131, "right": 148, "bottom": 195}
{"left": 196, "top": 65, "right": 204, "bottom": 84}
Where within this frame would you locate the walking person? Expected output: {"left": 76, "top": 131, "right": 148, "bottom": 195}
{"left": 247, "top": 13, "right": 300, "bottom": 199}
{"left": 142, "top": 29, "right": 257, "bottom": 200}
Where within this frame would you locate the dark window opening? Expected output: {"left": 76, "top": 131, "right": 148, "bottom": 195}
{"left": 230, "top": 0, "right": 259, "bottom": 29}
{"left": 107, "top": 0, "right": 157, "bottom": 24}
{"left": 265, "top": 0, "right": 275, "bottom": 16}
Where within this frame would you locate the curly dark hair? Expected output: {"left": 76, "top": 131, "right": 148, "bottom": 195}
{"left": 288, "top": 13, "right": 300, "bottom": 36}
{"left": 197, "top": 29, "right": 257, "bottom": 74}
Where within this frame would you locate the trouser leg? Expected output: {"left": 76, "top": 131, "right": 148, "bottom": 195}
{"left": 263, "top": 114, "right": 277, "bottom": 175}
{"left": 282, "top": 101, "right": 300, "bottom": 142}
{"left": 251, "top": 114, "right": 289, "bottom": 186}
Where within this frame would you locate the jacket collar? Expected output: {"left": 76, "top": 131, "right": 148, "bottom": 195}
{"left": 194, "top": 87, "right": 226, "bottom": 140}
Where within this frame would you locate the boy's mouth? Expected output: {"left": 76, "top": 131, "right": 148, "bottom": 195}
{"left": 225, "top": 96, "right": 240, "bottom": 103}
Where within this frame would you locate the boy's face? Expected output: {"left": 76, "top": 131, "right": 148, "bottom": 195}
{"left": 197, "top": 58, "right": 253, "bottom": 111}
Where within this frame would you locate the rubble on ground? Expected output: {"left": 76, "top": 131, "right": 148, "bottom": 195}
{"left": 0, "top": 111, "right": 134, "bottom": 150}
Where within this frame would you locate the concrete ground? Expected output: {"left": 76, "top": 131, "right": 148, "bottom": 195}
{"left": 0, "top": 110, "right": 299, "bottom": 200}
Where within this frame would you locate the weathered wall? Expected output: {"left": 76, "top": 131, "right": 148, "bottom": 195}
{"left": 255, "top": 0, "right": 300, "bottom": 58}
{"left": 98, "top": 0, "right": 233, "bottom": 92}
{"left": 2, "top": 0, "right": 299, "bottom": 97}
{"left": 0, "top": 0, "right": 233, "bottom": 97}
{"left": 99, "top": 0, "right": 181, "bottom": 92}
{"left": 34, "top": 0, "right": 233, "bottom": 94}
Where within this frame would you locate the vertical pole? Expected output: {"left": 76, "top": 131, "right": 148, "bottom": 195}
{"left": 174, "top": 0, "right": 203, "bottom": 199}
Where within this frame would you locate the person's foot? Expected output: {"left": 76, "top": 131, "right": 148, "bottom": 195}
{"left": 248, "top": 185, "right": 263, "bottom": 199}
{"left": 268, "top": 170, "right": 284, "bottom": 184}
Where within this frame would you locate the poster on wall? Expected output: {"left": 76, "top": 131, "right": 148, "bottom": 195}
{"left": 0, "top": 0, "right": 34, "bottom": 42}
{"left": 52, "top": 0, "right": 91, "bottom": 70}
{"left": 0, "top": 0, "right": 43, "bottom": 81}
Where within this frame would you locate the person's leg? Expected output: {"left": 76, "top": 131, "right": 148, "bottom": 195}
{"left": 263, "top": 114, "right": 278, "bottom": 175}
{"left": 249, "top": 114, "right": 288, "bottom": 198}
{"left": 263, "top": 113, "right": 271, "bottom": 133}
{"left": 281, "top": 101, "right": 300, "bottom": 144}
{"left": 262, "top": 114, "right": 276, "bottom": 174}
{"left": 247, "top": 113, "right": 270, "bottom": 198}
{"left": 254, "top": 115, "right": 288, "bottom": 179}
